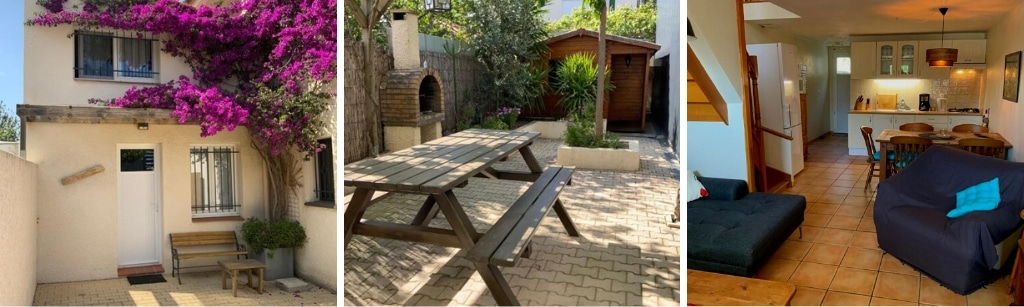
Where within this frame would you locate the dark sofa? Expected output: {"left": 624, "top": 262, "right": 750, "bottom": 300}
{"left": 875, "top": 146, "right": 1024, "bottom": 295}
{"left": 688, "top": 177, "right": 806, "bottom": 277}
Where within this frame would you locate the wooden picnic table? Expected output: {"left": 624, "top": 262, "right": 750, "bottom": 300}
{"left": 343, "top": 129, "right": 580, "bottom": 305}
{"left": 876, "top": 129, "right": 1014, "bottom": 180}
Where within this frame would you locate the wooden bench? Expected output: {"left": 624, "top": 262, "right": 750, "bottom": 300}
{"left": 170, "top": 231, "right": 248, "bottom": 284}
{"left": 467, "top": 166, "right": 580, "bottom": 306}
{"left": 687, "top": 269, "right": 797, "bottom": 306}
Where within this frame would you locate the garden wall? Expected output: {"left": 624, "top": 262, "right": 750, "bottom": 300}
{"left": 0, "top": 150, "right": 38, "bottom": 305}
{"left": 343, "top": 35, "right": 482, "bottom": 164}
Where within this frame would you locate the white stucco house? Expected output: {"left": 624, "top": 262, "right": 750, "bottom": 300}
{"left": 18, "top": 0, "right": 337, "bottom": 290}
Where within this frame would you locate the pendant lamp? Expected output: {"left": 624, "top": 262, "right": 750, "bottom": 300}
{"left": 926, "top": 7, "right": 958, "bottom": 67}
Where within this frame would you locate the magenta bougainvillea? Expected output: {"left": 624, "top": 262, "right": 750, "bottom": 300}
{"left": 30, "top": 0, "right": 337, "bottom": 156}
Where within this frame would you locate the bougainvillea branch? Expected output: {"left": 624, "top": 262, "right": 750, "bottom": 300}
{"left": 30, "top": 0, "right": 337, "bottom": 157}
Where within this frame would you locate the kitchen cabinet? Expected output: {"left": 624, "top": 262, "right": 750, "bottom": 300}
{"left": 916, "top": 114, "right": 950, "bottom": 130}
{"left": 877, "top": 41, "right": 919, "bottom": 78}
{"left": 851, "top": 42, "right": 876, "bottom": 79}
{"left": 848, "top": 113, "right": 872, "bottom": 151}
{"left": 951, "top": 39, "right": 987, "bottom": 63}
{"left": 918, "top": 40, "right": 953, "bottom": 79}
{"left": 949, "top": 115, "right": 984, "bottom": 127}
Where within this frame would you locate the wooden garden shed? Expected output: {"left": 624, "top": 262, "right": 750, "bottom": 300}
{"left": 531, "top": 29, "right": 660, "bottom": 132}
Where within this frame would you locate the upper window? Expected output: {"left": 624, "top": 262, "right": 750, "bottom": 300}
{"left": 190, "top": 146, "right": 240, "bottom": 217}
{"left": 75, "top": 31, "right": 158, "bottom": 82}
{"left": 315, "top": 139, "right": 334, "bottom": 203}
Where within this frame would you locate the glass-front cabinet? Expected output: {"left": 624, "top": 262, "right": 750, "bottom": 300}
{"left": 876, "top": 41, "right": 918, "bottom": 78}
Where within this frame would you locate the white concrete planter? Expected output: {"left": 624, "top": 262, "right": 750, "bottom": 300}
{"left": 253, "top": 248, "right": 295, "bottom": 281}
{"left": 557, "top": 139, "right": 640, "bottom": 171}
{"left": 516, "top": 121, "right": 568, "bottom": 139}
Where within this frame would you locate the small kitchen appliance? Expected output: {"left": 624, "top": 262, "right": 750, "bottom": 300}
{"left": 919, "top": 94, "right": 931, "bottom": 111}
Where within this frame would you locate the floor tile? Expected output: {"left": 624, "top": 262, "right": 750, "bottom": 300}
{"left": 840, "top": 247, "right": 883, "bottom": 270}
{"left": 879, "top": 253, "right": 920, "bottom": 276}
{"left": 827, "top": 215, "right": 862, "bottom": 231}
{"left": 804, "top": 213, "right": 833, "bottom": 227}
{"left": 817, "top": 194, "right": 848, "bottom": 205}
{"left": 755, "top": 258, "right": 800, "bottom": 282}
{"left": 809, "top": 204, "right": 840, "bottom": 215}
{"left": 873, "top": 272, "right": 920, "bottom": 302}
{"left": 835, "top": 205, "right": 867, "bottom": 218}
{"left": 788, "top": 262, "right": 838, "bottom": 289}
{"left": 820, "top": 291, "right": 871, "bottom": 306}
{"left": 919, "top": 275, "right": 968, "bottom": 306}
{"left": 847, "top": 232, "right": 880, "bottom": 249}
{"left": 774, "top": 240, "right": 814, "bottom": 261}
{"left": 804, "top": 243, "right": 848, "bottom": 265}
{"left": 857, "top": 217, "right": 877, "bottom": 232}
{"left": 825, "top": 186, "right": 853, "bottom": 196}
{"left": 828, "top": 267, "right": 877, "bottom": 295}
{"left": 832, "top": 180, "right": 857, "bottom": 188}
{"left": 966, "top": 285, "right": 1013, "bottom": 306}
{"left": 816, "top": 228, "right": 855, "bottom": 246}
{"left": 869, "top": 297, "right": 916, "bottom": 305}
{"left": 790, "top": 226, "right": 823, "bottom": 242}
{"left": 790, "top": 286, "right": 826, "bottom": 306}
{"left": 842, "top": 196, "right": 871, "bottom": 207}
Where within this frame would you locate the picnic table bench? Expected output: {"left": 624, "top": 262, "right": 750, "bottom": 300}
{"left": 344, "top": 129, "right": 581, "bottom": 306}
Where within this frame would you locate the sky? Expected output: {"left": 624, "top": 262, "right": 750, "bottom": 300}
{"left": 0, "top": 1, "right": 25, "bottom": 116}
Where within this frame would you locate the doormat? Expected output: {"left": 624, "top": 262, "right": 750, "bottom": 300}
{"left": 127, "top": 274, "right": 167, "bottom": 285}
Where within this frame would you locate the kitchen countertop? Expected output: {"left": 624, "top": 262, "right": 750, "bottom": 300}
{"left": 848, "top": 109, "right": 982, "bottom": 116}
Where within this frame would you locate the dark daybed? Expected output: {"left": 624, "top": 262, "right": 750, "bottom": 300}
{"left": 688, "top": 177, "right": 806, "bottom": 277}
{"left": 875, "top": 146, "right": 1024, "bottom": 295}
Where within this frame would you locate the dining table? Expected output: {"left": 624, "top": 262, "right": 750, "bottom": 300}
{"left": 875, "top": 129, "right": 1014, "bottom": 180}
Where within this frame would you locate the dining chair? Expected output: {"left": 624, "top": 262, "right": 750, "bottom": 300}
{"left": 958, "top": 138, "right": 1006, "bottom": 160}
{"left": 888, "top": 136, "right": 933, "bottom": 177}
{"left": 899, "top": 122, "right": 935, "bottom": 132}
{"left": 860, "top": 126, "right": 883, "bottom": 189}
{"left": 952, "top": 124, "right": 989, "bottom": 133}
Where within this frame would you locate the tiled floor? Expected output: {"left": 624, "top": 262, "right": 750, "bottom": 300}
{"left": 344, "top": 137, "right": 681, "bottom": 306}
{"left": 755, "top": 134, "right": 1014, "bottom": 306}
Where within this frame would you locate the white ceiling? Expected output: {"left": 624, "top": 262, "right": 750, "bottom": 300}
{"left": 747, "top": 0, "right": 1021, "bottom": 42}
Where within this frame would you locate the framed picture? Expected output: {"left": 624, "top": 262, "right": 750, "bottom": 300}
{"left": 1004, "top": 51, "right": 1021, "bottom": 102}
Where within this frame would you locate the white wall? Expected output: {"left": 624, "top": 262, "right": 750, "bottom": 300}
{"left": 656, "top": 0, "right": 680, "bottom": 153}
{"left": 983, "top": 0, "right": 1024, "bottom": 162}
{"left": 27, "top": 123, "right": 265, "bottom": 283}
{"left": 687, "top": 0, "right": 749, "bottom": 180}
{"left": 24, "top": 0, "right": 192, "bottom": 107}
{"left": 745, "top": 25, "right": 830, "bottom": 140}
{"left": 0, "top": 141, "right": 18, "bottom": 155}
{"left": 296, "top": 205, "right": 336, "bottom": 290}
{"left": 0, "top": 151, "right": 38, "bottom": 305}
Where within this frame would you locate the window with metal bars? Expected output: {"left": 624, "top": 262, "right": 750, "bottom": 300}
{"left": 315, "top": 139, "right": 335, "bottom": 202}
{"left": 74, "top": 31, "right": 158, "bottom": 81}
{"left": 190, "top": 146, "right": 240, "bottom": 216}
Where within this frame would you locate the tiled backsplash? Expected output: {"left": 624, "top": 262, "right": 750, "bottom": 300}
{"left": 849, "top": 70, "right": 985, "bottom": 110}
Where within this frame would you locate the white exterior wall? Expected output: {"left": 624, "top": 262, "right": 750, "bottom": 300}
{"left": 24, "top": 0, "right": 192, "bottom": 106}
{"left": 294, "top": 84, "right": 337, "bottom": 290}
{"left": 687, "top": 0, "right": 750, "bottom": 180}
{"left": 0, "top": 151, "right": 38, "bottom": 305}
{"left": 27, "top": 123, "right": 266, "bottom": 283}
{"left": 984, "top": 1, "right": 1024, "bottom": 162}
{"left": 656, "top": 0, "right": 680, "bottom": 154}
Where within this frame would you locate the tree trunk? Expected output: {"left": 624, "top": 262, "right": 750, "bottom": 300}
{"left": 595, "top": 5, "right": 607, "bottom": 139}
{"left": 253, "top": 140, "right": 300, "bottom": 222}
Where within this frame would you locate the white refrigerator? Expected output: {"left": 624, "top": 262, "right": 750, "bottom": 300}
{"left": 748, "top": 43, "right": 804, "bottom": 183}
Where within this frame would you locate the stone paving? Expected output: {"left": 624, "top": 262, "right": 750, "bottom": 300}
{"left": 344, "top": 137, "right": 682, "bottom": 306}
{"left": 33, "top": 271, "right": 337, "bottom": 306}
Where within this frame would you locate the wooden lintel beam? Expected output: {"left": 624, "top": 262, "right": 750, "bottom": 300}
{"left": 16, "top": 105, "right": 194, "bottom": 125}
{"left": 61, "top": 165, "right": 104, "bottom": 185}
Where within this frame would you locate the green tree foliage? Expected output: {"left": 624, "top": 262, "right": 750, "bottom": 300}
{"left": 554, "top": 52, "right": 613, "bottom": 118}
{"left": 464, "top": 0, "right": 551, "bottom": 112}
{"left": 548, "top": 2, "right": 656, "bottom": 42}
{"left": 0, "top": 102, "right": 18, "bottom": 142}
{"left": 387, "top": 0, "right": 471, "bottom": 39}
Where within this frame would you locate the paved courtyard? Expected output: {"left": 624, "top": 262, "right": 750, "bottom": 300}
{"left": 33, "top": 271, "right": 337, "bottom": 306}
{"left": 344, "top": 136, "right": 682, "bottom": 306}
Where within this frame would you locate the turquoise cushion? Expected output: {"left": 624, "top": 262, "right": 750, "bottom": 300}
{"left": 947, "top": 178, "right": 1001, "bottom": 218}
{"left": 872, "top": 150, "right": 896, "bottom": 161}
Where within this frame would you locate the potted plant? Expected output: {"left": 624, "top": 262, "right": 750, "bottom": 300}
{"left": 241, "top": 217, "right": 307, "bottom": 280}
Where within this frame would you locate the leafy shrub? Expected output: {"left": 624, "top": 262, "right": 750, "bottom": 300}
{"left": 241, "top": 217, "right": 307, "bottom": 253}
{"left": 495, "top": 107, "right": 521, "bottom": 128}
{"left": 563, "top": 104, "right": 626, "bottom": 149}
{"left": 480, "top": 117, "right": 510, "bottom": 130}
{"left": 554, "top": 52, "right": 614, "bottom": 119}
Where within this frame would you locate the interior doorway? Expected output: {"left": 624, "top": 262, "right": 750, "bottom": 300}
{"left": 830, "top": 46, "right": 851, "bottom": 133}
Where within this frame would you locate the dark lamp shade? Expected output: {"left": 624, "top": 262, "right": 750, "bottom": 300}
{"left": 926, "top": 48, "right": 958, "bottom": 67}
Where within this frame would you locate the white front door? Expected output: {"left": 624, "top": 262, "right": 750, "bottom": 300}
{"left": 118, "top": 146, "right": 161, "bottom": 266}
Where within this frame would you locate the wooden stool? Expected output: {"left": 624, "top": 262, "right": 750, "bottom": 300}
{"left": 218, "top": 259, "right": 266, "bottom": 297}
